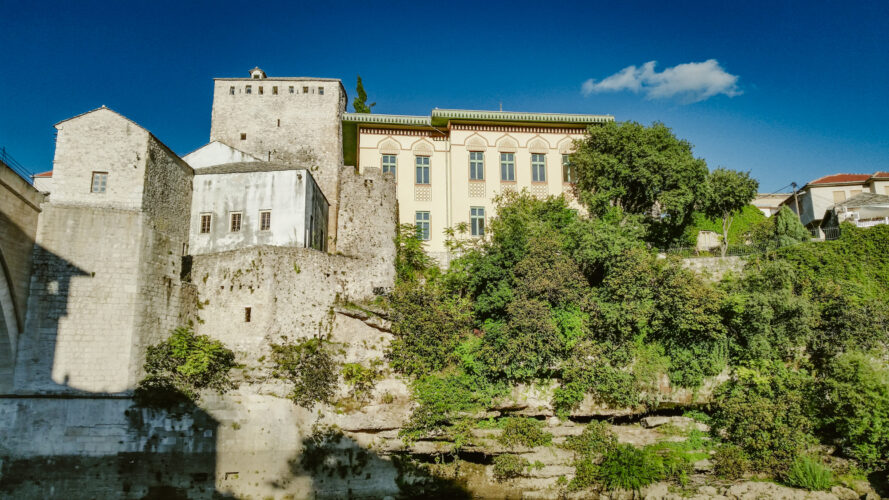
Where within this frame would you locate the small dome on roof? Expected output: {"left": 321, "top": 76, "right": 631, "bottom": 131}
{"left": 249, "top": 67, "right": 266, "bottom": 79}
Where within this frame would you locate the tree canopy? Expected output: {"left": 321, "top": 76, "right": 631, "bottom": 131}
{"left": 702, "top": 168, "right": 759, "bottom": 256}
{"left": 572, "top": 121, "right": 709, "bottom": 246}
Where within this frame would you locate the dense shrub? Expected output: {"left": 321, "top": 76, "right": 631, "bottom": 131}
{"left": 820, "top": 352, "right": 889, "bottom": 469}
{"left": 271, "top": 338, "right": 338, "bottom": 408}
{"left": 596, "top": 444, "right": 664, "bottom": 491}
{"left": 403, "top": 371, "right": 503, "bottom": 438}
{"left": 710, "top": 365, "right": 817, "bottom": 471}
{"left": 564, "top": 421, "right": 617, "bottom": 458}
{"left": 135, "top": 326, "right": 236, "bottom": 407}
{"left": 712, "top": 444, "right": 751, "bottom": 480}
{"left": 387, "top": 279, "right": 474, "bottom": 376}
{"left": 492, "top": 454, "right": 529, "bottom": 481}
{"left": 497, "top": 417, "right": 552, "bottom": 449}
{"left": 784, "top": 455, "right": 834, "bottom": 491}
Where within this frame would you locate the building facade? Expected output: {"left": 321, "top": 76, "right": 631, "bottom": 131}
{"left": 785, "top": 172, "right": 889, "bottom": 228}
{"left": 343, "top": 109, "right": 614, "bottom": 261}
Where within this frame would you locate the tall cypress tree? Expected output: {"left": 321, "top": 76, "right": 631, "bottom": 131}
{"left": 353, "top": 75, "right": 376, "bottom": 113}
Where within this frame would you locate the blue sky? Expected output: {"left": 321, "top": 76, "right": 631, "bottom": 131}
{"left": 1, "top": 0, "right": 887, "bottom": 192}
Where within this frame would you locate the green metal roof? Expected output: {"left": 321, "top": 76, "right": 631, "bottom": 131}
{"left": 430, "top": 109, "right": 613, "bottom": 126}
{"left": 343, "top": 113, "right": 431, "bottom": 126}
{"left": 343, "top": 109, "right": 614, "bottom": 128}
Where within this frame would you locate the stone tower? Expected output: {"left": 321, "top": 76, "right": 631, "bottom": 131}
{"left": 208, "top": 68, "right": 347, "bottom": 248}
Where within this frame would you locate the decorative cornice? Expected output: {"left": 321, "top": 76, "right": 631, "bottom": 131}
{"left": 345, "top": 113, "right": 431, "bottom": 126}
{"left": 432, "top": 108, "right": 614, "bottom": 125}
{"left": 359, "top": 127, "right": 443, "bottom": 137}
{"left": 451, "top": 124, "right": 588, "bottom": 134}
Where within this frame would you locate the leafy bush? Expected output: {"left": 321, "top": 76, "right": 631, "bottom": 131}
{"left": 564, "top": 421, "right": 617, "bottom": 459}
{"left": 403, "top": 371, "right": 503, "bottom": 439}
{"left": 387, "top": 279, "right": 474, "bottom": 376}
{"left": 820, "top": 352, "right": 889, "bottom": 469}
{"left": 271, "top": 338, "right": 338, "bottom": 408}
{"left": 341, "top": 361, "right": 382, "bottom": 401}
{"left": 712, "top": 444, "right": 751, "bottom": 480}
{"left": 554, "top": 341, "right": 641, "bottom": 414}
{"left": 710, "top": 365, "right": 817, "bottom": 472}
{"left": 596, "top": 444, "right": 664, "bottom": 491}
{"left": 492, "top": 454, "right": 528, "bottom": 481}
{"left": 497, "top": 417, "right": 552, "bottom": 449}
{"left": 135, "top": 326, "right": 236, "bottom": 407}
{"left": 784, "top": 455, "right": 834, "bottom": 491}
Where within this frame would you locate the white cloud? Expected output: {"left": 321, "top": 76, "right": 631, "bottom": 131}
{"left": 582, "top": 59, "right": 741, "bottom": 103}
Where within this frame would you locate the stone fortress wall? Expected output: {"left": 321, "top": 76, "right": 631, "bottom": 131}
{"left": 0, "top": 161, "right": 44, "bottom": 392}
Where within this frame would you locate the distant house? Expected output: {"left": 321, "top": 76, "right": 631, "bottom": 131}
{"left": 752, "top": 193, "right": 791, "bottom": 217}
{"left": 820, "top": 192, "right": 889, "bottom": 232}
{"left": 783, "top": 172, "right": 889, "bottom": 228}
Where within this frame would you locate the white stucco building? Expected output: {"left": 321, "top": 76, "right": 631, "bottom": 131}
{"left": 784, "top": 172, "right": 889, "bottom": 228}
{"left": 188, "top": 163, "right": 328, "bottom": 255}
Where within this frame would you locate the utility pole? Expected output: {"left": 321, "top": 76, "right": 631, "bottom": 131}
{"left": 791, "top": 182, "right": 801, "bottom": 219}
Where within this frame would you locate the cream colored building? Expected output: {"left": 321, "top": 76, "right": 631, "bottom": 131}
{"left": 343, "top": 109, "right": 613, "bottom": 261}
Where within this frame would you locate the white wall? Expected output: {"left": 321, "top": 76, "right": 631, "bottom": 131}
{"left": 189, "top": 168, "right": 326, "bottom": 255}
{"left": 182, "top": 141, "right": 261, "bottom": 169}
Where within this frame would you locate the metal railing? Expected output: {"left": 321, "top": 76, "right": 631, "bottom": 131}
{"left": 0, "top": 147, "right": 33, "bottom": 184}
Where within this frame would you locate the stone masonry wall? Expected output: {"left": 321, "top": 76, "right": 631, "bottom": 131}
{"left": 50, "top": 108, "right": 150, "bottom": 210}
{"left": 0, "top": 164, "right": 44, "bottom": 391}
{"left": 14, "top": 206, "right": 145, "bottom": 394}
{"left": 209, "top": 78, "right": 346, "bottom": 249}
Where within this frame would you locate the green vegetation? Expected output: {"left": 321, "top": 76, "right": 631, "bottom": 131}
{"left": 382, "top": 122, "right": 889, "bottom": 490}
{"left": 492, "top": 454, "right": 529, "bottom": 481}
{"left": 135, "top": 326, "right": 236, "bottom": 407}
{"left": 341, "top": 361, "right": 382, "bottom": 401}
{"left": 352, "top": 75, "right": 375, "bottom": 113}
{"left": 701, "top": 168, "right": 760, "bottom": 257}
{"left": 784, "top": 456, "right": 834, "bottom": 491}
{"left": 497, "top": 417, "right": 552, "bottom": 449}
{"left": 271, "top": 337, "right": 338, "bottom": 408}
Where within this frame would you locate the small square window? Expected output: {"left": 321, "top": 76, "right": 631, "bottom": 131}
{"left": 240, "top": 133, "right": 246, "bottom": 141}
{"left": 289, "top": 86, "right": 294, "bottom": 94}
{"left": 91, "top": 172, "right": 108, "bottom": 193}
{"left": 245, "top": 85, "right": 252, "bottom": 94}
{"left": 260, "top": 211, "right": 271, "bottom": 231}
{"left": 318, "top": 86, "right": 324, "bottom": 95}
{"left": 244, "top": 307, "right": 251, "bottom": 322}
{"left": 303, "top": 86, "right": 309, "bottom": 93}
{"left": 259, "top": 86, "right": 264, "bottom": 95}
{"left": 272, "top": 86, "right": 278, "bottom": 95}
{"left": 200, "top": 214, "right": 211, "bottom": 234}
{"left": 230, "top": 212, "right": 242, "bottom": 232}
{"left": 229, "top": 86, "right": 235, "bottom": 95}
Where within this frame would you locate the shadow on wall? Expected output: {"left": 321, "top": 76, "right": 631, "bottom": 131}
{"left": 0, "top": 210, "right": 38, "bottom": 393}
{"left": 271, "top": 425, "right": 472, "bottom": 500}
{"left": 0, "top": 244, "right": 234, "bottom": 499}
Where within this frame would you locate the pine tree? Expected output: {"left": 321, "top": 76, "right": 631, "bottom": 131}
{"left": 353, "top": 75, "right": 376, "bottom": 113}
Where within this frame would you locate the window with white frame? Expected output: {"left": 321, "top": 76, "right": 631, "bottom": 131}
{"left": 415, "top": 211, "right": 430, "bottom": 240}
{"left": 415, "top": 156, "right": 430, "bottom": 184}
{"left": 470, "top": 207, "right": 485, "bottom": 236}
{"left": 562, "top": 154, "right": 576, "bottom": 183}
{"left": 200, "top": 214, "right": 212, "bottom": 234}
{"left": 531, "top": 153, "right": 546, "bottom": 182}
{"left": 500, "top": 153, "right": 515, "bottom": 181}
{"left": 91, "top": 172, "right": 108, "bottom": 193}
{"left": 260, "top": 211, "right": 271, "bottom": 231}
{"left": 469, "top": 151, "right": 484, "bottom": 180}
{"left": 230, "top": 212, "right": 242, "bottom": 232}
{"left": 382, "top": 154, "right": 397, "bottom": 176}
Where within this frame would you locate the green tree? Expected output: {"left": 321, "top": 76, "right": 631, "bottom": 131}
{"left": 572, "top": 121, "right": 709, "bottom": 246}
{"left": 353, "top": 75, "right": 375, "bottom": 113}
{"left": 702, "top": 168, "right": 759, "bottom": 257}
